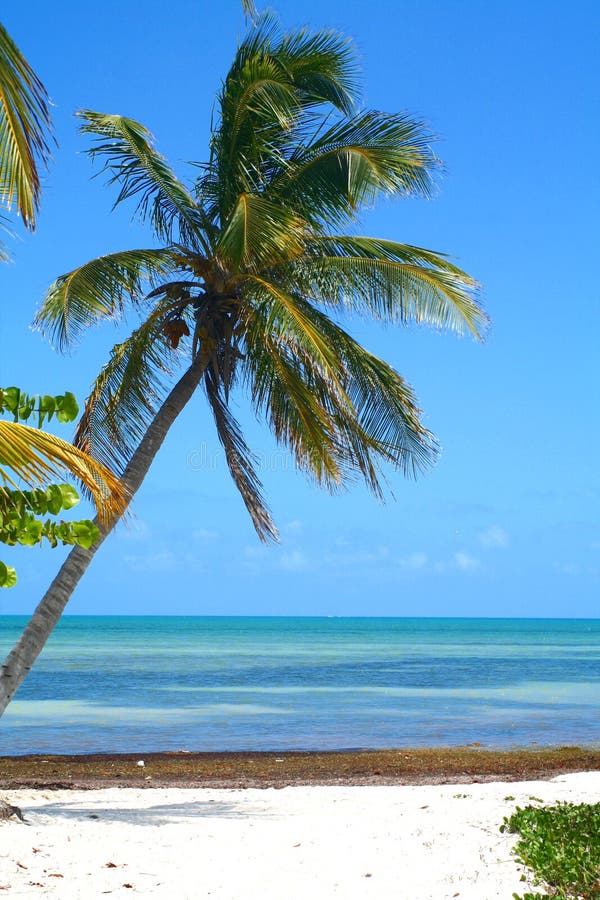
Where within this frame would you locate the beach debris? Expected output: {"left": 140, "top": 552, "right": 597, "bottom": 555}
{"left": 123, "top": 883, "right": 134, "bottom": 889}
{"left": 0, "top": 800, "right": 26, "bottom": 822}
{"left": 275, "top": 758, "right": 284, "bottom": 762}
{"left": 105, "top": 862, "right": 119, "bottom": 868}
{"left": 136, "top": 760, "right": 145, "bottom": 767}
{"left": 16, "top": 862, "right": 27, "bottom": 870}
{"left": 48, "top": 873, "right": 63, "bottom": 878}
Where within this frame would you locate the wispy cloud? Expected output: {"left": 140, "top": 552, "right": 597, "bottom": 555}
{"left": 398, "top": 552, "right": 428, "bottom": 570}
{"left": 279, "top": 550, "right": 309, "bottom": 572}
{"left": 123, "top": 549, "right": 178, "bottom": 574}
{"left": 453, "top": 551, "right": 480, "bottom": 572}
{"left": 479, "top": 525, "right": 509, "bottom": 549}
{"left": 283, "top": 519, "right": 303, "bottom": 535}
{"left": 324, "top": 545, "right": 389, "bottom": 567}
{"left": 117, "top": 519, "right": 151, "bottom": 542}
{"left": 192, "top": 528, "right": 220, "bottom": 541}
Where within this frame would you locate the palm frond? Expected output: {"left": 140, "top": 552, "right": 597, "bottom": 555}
{"left": 269, "top": 112, "right": 437, "bottom": 229}
{"left": 204, "top": 369, "right": 277, "bottom": 542}
{"left": 241, "top": 0, "right": 257, "bottom": 22}
{"left": 77, "top": 111, "right": 209, "bottom": 250}
{"left": 217, "top": 193, "right": 306, "bottom": 271}
{"left": 242, "top": 274, "right": 347, "bottom": 393}
{"left": 74, "top": 300, "right": 190, "bottom": 472}
{"left": 287, "top": 236, "right": 487, "bottom": 338}
{"left": 34, "top": 248, "right": 180, "bottom": 350}
{"left": 0, "top": 420, "right": 127, "bottom": 525}
{"left": 242, "top": 324, "right": 342, "bottom": 487}
{"left": 272, "top": 27, "right": 358, "bottom": 115}
{"left": 208, "top": 15, "right": 359, "bottom": 218}
{"left": 0, "top": 24, "right": 53, "bottom": 230}
{"left": 241, "top": 286, "right": 437, "bottom": 491}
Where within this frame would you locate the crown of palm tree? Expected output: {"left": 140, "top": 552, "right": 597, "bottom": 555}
{"left": 35, "top": 15, "right": 487, "bottom": 541}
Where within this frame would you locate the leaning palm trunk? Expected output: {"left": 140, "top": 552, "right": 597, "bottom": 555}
{"left": 0, "top": 357, "right": 206, "bottom": 715}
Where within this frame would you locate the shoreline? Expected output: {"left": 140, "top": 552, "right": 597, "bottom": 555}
{"left": 2, "top": 746, "right": 600, "bottom": 789}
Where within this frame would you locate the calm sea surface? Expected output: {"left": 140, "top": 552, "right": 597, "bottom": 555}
{"left": 1, "top": 616, "right": 599, "bottom": 755}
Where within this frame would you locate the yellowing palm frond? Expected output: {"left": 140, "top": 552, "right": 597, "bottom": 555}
{"left": 0, "top": 420, "right": 127, "bottom": 525}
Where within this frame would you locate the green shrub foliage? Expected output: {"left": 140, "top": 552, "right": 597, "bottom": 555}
{"left": 502, "top": 801, "right": 600, "bottom": 900}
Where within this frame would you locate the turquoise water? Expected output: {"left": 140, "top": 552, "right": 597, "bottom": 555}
{"left": 1, "top": 616, "right": 599, "bottom": 755}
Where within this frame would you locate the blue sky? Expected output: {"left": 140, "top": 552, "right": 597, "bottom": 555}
{"left": 0, "top": 0, "right": 598, "bottom": 616}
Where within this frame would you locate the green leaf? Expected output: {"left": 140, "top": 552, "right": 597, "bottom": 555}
{"left": 1, "top": 386, "right": 20, "bottom": 414}
{"left": 55, "top": 391, "right": 79, "bottom": 423}
{"left": 70, "top": 520, "right": 99, "bottom": 550}
{"left": 57, "top": 483, "right": 80, "bottom": 510}
{"left": 0, "top": 560, "right": 17, "bottom": 588}
{"left": 45, "top": 484, "right": 64, "bottom": 515}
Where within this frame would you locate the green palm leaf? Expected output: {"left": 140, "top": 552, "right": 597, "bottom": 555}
{"left": 242, "top": 285, "right": 436, "bottom": 492}
{"left": 208, "top": 15, "right": 359, "bottom": 218}
{"left": 217, "top": 193, "right": 307, "bottom": 271}
{"left": 0, "top": 24, "right": 52, "bottom": 231}
{"left": 34, "top": 248, "right": 180, "bottom": 349}
{"left": 241, "top": 0, "right": 257, "bottom": 21}
{"left": 74, "top": 300, "right": 191, "bottom": 472}
{"left": 288, "top": 236, "right": 486, "bottom": 337}
{"left": 204, "top": 369, "right": 277, "bottom": 542}
{"left": 270, "top": 112, "right": 437, "bottom": 229}
{"left": 78, "top": 111, "right": 209, "bottom": 250}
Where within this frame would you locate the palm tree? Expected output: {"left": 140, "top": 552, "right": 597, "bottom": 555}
{"left": 0, "top": 16, "right": 486, "bottom": 714}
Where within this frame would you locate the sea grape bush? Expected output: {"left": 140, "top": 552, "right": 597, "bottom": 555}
{"left": 0, "top": 386, "right": 78, "bottom": 427}
{"left": 0, "top": 387, "right": 99, "bottom": 587}
{"left": 501, "top": 801, "right": 600, "bottom": 900}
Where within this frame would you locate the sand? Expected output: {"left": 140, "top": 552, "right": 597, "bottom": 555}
{"left": 1, "top": 772, "right": 599, "bottom": 898}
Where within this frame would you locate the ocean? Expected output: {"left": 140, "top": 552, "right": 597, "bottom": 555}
{"left": 0, "top": 616, "right": 599, "bottom": 755}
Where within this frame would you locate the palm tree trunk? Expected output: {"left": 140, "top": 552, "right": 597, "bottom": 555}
{"left": 0, "top": 356, "right": 207, "bottom": 716}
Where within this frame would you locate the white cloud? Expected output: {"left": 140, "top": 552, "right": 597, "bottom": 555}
{"left": 479, "top": 526, "right": 509, "bottom": 549}
{"left": 324, "top": 545, "right": 389, "bottom": 567}
{"left": 453, "top": 551, "right": 480, "bottom": 571}
{"left": 117, "top": 519, "right": 150, "bottom": 542}
{"left": 124, "top": 549, "right": 177, "bottom": 573}
{"left": 398, "top": 552, "right": 428, "bottom": 570}
{"left": 283, "top": 519, "right": 303, "bottom": 534}
{"left": 192, "top": 528, "right": 220, "bottom": 541}
{"left": 279, "top": 550, "right": 309, "bottom": 572}
{"left": 244, "top": 545, "right": 267, "bottom": 560}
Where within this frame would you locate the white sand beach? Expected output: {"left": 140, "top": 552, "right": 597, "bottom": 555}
{"left": 1, "top": 772, "right": 599, "bottom": 898}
